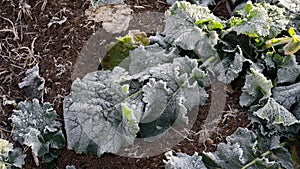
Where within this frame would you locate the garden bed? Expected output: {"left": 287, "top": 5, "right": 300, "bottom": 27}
{"left": 1, "top": 0, "right": 299, "bottom": 169}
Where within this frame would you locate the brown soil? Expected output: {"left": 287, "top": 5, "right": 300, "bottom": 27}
{"left": 0, "top": 0, "right": 251, "bottom": 169}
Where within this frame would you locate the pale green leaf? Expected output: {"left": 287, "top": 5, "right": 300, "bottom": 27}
{"left": 283, "top": 41, "right": 300, "bottom": 55}
{"left": 0, "top": 139, "right": 9, "bottom": 156}
{"left": 239, "top": 68, "right": 273, "bottom": 107}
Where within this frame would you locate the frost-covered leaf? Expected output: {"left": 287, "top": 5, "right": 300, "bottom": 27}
{"left": 253, "top": 98, "right": 299, "bottom": 126}
{"left": 0, "top": 139, "right": 26, "bottom": 169}
{"left": 213, "top": 45, "right": 246, "bottom": 84}
{"left": 165, "top": 21, "right": 210, "bottom": 52}
{"left": 23, "top": 128, "right": 42, "bottom": 156}
{"left": 248, "top": 112, "right": 300, "bottom": 137}
{"left": 10, "top": 99, "right": 64, "bottom": 163}
{"left": 11, "top": 99, "right": 62, "bottom": 143}
{"left": 163, "top": 1, "right": 219, "bottom": 59}
{"left": 277, "top": 55, "right": 300, "bottom": 84}
{"left": 248, "top": 96, "right": 300, "bottom": 136}
{"left": 164, "top": 151, "right": 207, "bottom": 169}
{"left": 165, "top": 23, "right": 200, "bottom": 50}
{"left": 141, "top": 79, "right": 175, "bottom": 124}
{"left": 229, "top": 1, "right": 288, "bottom": 38}
{"left": 272, "top": 81, "right": 300, "bottom": 110}
{"left": 168, "top": 1, "right": 216, "bottom": 21}
{"left": 134, "top": 56, "right": 210, "bottom": 90}
{"left": 276, "top": 0, "right": 300, "bottom": 14}
{"left": 7, "top": 148, "right": 26, "bottom": 169}
{"left": 137, "top": 57, "right": 209, "bottom": 138}
{"left": 128, "top": 44, "right": 179, "bottom": 75}
{"left": 149, "top": 33, "right": 169, "bottom": 48}
{"left": 64, "top": 67, "right": 141, "bottom": 156}
{"left": 203, "top": 127, "right": 293, "bottom": 169}
{"left": 64, "top": 52, "right": 209, "bottom": 155}
{"left": 203, "top": 128, "right": 257, "bottom": 169}
{"left": 255, "top": 130, "right": 294, "bottom": 169}
{"left": 18, "top": 64, "right": 45, "bottom": 99}
{"left": 263, "top": 52, "right": 277, "bottom": 69}
{"left": 239, "top": 68, "right": 273, "bottom": 107}
{"left": 194, "top": 31, "right": 219, "bottom": 59}
{"left": 292, "top": 102, "right": 300, "bottom": 119}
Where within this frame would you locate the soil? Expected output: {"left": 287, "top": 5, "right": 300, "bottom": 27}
{"left": 0, "top": 0, "right": 251, "bottom": 169}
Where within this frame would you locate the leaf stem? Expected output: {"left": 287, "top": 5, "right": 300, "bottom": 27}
{"left": 1, "top": 161, "right": 12, "bottom": 166}
{"left": 199, "top": 56, "right": 218, "bottom": 69}
{"left": 241, "top": 141, "right": 287, "bottom": 169}
{"left": 101, "top": 89, "right": 142, "bottom": 114}
{"left": 241, "top": 151, "right": 271, "bottom": 169}
{"left": 125, "top": 89, "right": 142, "bottom": 101}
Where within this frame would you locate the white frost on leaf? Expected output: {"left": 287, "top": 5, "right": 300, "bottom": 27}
{"left": 213, "top": 46, "right": 246, "bottom": 84}
{"left": 23, "top": 128, "right": 42, "bottom": 156}
{"left": 229, "top": 1, "right": 288, "bottom": 38}
{"left": 163, "top": 1, "right": 219, "bottom": 59}
{"left": 254, "top": 98, "right": 300, "bottom": 126}
{"left": 164, "top": 151, "right": 207, "bottom": 169}
{"left": 165, "top": 128, "right": 293, "bottom": 169}
{"left": 272, "top": 81, "right": 300, "bottom": 110}
{"left": 10, "top": 99, "right": 64, "bottom": 162}
{"left": 63, "top": 67, "right": 142, "bottom": 156}
{"left": 239, "top": 68, "right": 273, "bottom": 107}
{"left": 203, "top": 128, "right": 293, "bottom": 169}
{"left": 277, "top": 55, "right": 300, "bottom": 84}
{"left": 18, "top": 64, "right": 45, "bottom": 99}
{"left": 64, "top": 50, "right": 209, "bottom": 156}
{"left": 128, "top": 44, "right": 179, "bottom": 75}
{"left": 277, "top": 0, "right": 300, "bottom": 14}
